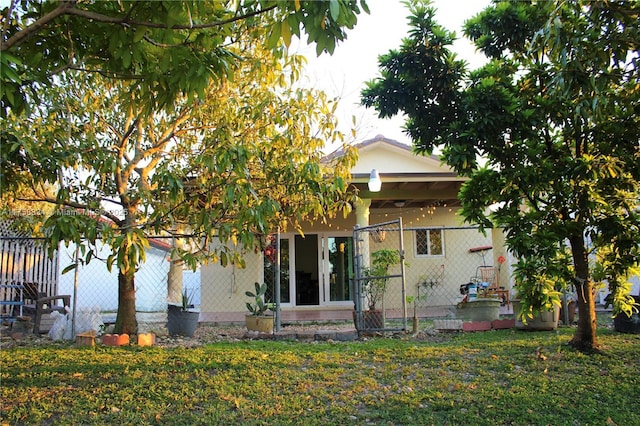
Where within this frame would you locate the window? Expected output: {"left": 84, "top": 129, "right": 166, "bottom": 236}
{"left": 415, "top": 229, "right": 444, "bottom": 256}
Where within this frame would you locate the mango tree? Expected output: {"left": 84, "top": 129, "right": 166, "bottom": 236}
{"left": 362, "top": 0, "right": 639, "bottom": 351}
{"left": 2, "top": 1, "right": 364, "bottom": 333}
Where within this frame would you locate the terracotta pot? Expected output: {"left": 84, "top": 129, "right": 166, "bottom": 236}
{"left": 363, "top": 310, "right": 384, "bottom": 329}
{"left": 560, "top": 300, "right": 576, "bottom": 324}
{"left": 352, "top": 309, "right": 384, "bottom": 331}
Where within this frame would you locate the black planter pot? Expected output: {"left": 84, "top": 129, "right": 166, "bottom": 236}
{"left": 352, "top": 309, "right": 384, "bottom": 331}
{"left": 167, "top": 304, "right": 200, "bottom": 337}
{"left": 614, "top": 295, "right": 640, "bottom": 334}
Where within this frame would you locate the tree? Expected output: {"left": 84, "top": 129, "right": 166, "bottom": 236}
{"left": 4, "top": 20, "right": 358, "bottom": 334}
{"left": 0, "top": 181, "right": 57, "bottom": 234}
{"left": 1, "top": 0, "right": 369, "bottom": 116}
{"left": 362, "top": 0, "right": 640, "bottom": 351}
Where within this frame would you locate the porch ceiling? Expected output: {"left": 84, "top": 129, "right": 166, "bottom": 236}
{"left": 351, "top": 179, "right": 464, "bottom": 210}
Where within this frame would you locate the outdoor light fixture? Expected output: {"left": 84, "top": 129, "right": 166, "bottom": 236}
{"left": 368, "top": 169, "right": 382, "bottom": 192}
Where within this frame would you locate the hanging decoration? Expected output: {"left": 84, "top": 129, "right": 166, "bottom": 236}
{"left": 370, "top": 227, "right": 386, "bottom": 243}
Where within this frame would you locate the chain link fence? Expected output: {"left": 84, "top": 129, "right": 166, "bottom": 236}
{"left": 351, "top": 220, "right": 514, "bottom": 333}
{"left": 2, "top": 225, "right": 519, "bottom": 330}
{"left": 1, "top": 236, "right": 199, "bottom": 331}
{"left": 56, "top": 238, "right": 201, "bottom": 316}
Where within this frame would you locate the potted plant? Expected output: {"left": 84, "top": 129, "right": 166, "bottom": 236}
{"left": 608, "top": 294, "right": 640, "bottom": 334}
{"left": 511, "top": 257, "right": 562, "bottom": 331}
{"left": 358, "top": 249, "right": 402, "bottom": 330}
{"left": 167, "top": 288, "right": 199, "bottom": 337}
{"left": 245, "top": 282, "right": 274, "bottom": 333}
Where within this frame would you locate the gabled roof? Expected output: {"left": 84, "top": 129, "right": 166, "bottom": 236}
{"left": 326, "top": 135, "right": 466, "bottom": 209}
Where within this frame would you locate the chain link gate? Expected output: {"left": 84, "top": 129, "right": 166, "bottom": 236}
{"left": 353, "top": 218, "right": 407, "bottom": 334}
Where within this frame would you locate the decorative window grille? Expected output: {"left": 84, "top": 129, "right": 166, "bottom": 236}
{"left": 415, "top": 229, "right": 444, "bottom": 256}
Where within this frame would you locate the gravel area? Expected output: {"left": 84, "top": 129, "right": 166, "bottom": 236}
{"left": 1, "top": 320, "right": 449, "bottom": 349}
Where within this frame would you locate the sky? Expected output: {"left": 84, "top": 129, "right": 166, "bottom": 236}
{"left": 292, "top": 0, "right": 491, "bottom": 150}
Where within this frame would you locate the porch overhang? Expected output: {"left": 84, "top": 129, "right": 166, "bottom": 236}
{"left": 350, "top": 172, "right": 465, "bottom": 209}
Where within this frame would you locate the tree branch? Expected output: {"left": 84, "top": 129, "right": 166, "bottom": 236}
{"left": 63, "top": 4, "right": 277, "bottom": 31}
{"left": 1, "top": 0, "right": 77, "bottom": 51}
{"left": 2, "top": 1, "right": 276, "bottom": 52}
{"left": 1, "top": 0, "right": 18, "bottom": 46}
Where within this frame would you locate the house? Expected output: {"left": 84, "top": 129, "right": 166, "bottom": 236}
{"left": 200, "top": 135, "right": 513, "bottom": 322}
{"left": 57, "top": 237, "right": 201, "bottom": 313}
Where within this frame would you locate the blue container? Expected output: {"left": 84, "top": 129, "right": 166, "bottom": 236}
{"left": 468, "top": 283, "right": 477, "bottom": 300}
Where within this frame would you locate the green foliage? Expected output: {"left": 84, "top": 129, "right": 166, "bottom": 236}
{"left": 1, "top": 0, "right": 369, "bottom": 115}
{"left": 362, "top": 249, "right": 402, "bottom": 310}
{"left": 361, "top": 0, "right": 640, "bottom": 350}
{"left": 361, "top": 0, "right": 466, "bottom": 156}
{"left": 2, "top": 10, "right": 360, "bottom": 333}
{"left": 1, "top": 326, "right": 638, "bottom": 424}
{"left": 593, "top": 247, "right": 640, "bottom": 319}
{"left": 512, "top": 256, "right": 563, "bottom": 323}
{"left": 245, "top": 282, "right": 272, "bottom": 316}
{"left": 181, "top": 288, "right": 194, "bottom": 312}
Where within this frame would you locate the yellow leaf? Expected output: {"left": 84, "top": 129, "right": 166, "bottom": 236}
{"left": 281, "top": 21, "right": 292, "bottom": 47}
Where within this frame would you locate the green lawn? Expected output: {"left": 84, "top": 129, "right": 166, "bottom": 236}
{"left": 1, "top": 326, "right": 638, "bottom": 425}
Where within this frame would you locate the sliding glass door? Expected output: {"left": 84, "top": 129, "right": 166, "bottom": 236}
{"left": 264, "top": 233, "right": 354, "bottom": 307}
{"left": 324, "top": 235, "right": 354, "bottom": 304}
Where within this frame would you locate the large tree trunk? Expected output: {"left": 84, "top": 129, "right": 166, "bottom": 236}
{"left": 568, "top": 234, "right": 598, "bottom": 351}
{"left": 167, "top": 254, "right": 183, "bottom": 305}
{"left": 114, "top": 269, "right": 137, "bottom": 334}
{"left": 167, "top": 235, "right": 184, "bottom": 305}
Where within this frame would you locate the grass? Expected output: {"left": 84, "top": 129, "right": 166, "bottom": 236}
{"left": 1, "top": 325, "right": 639, "bottom": 425}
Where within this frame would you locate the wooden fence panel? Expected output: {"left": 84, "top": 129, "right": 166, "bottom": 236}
{"left": 0, "top": 238, "right": 59, "bottom": 316}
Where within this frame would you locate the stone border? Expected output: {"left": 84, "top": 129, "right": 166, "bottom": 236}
{"left": 245, "top": 329, "right": 359, "bottom": 341}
